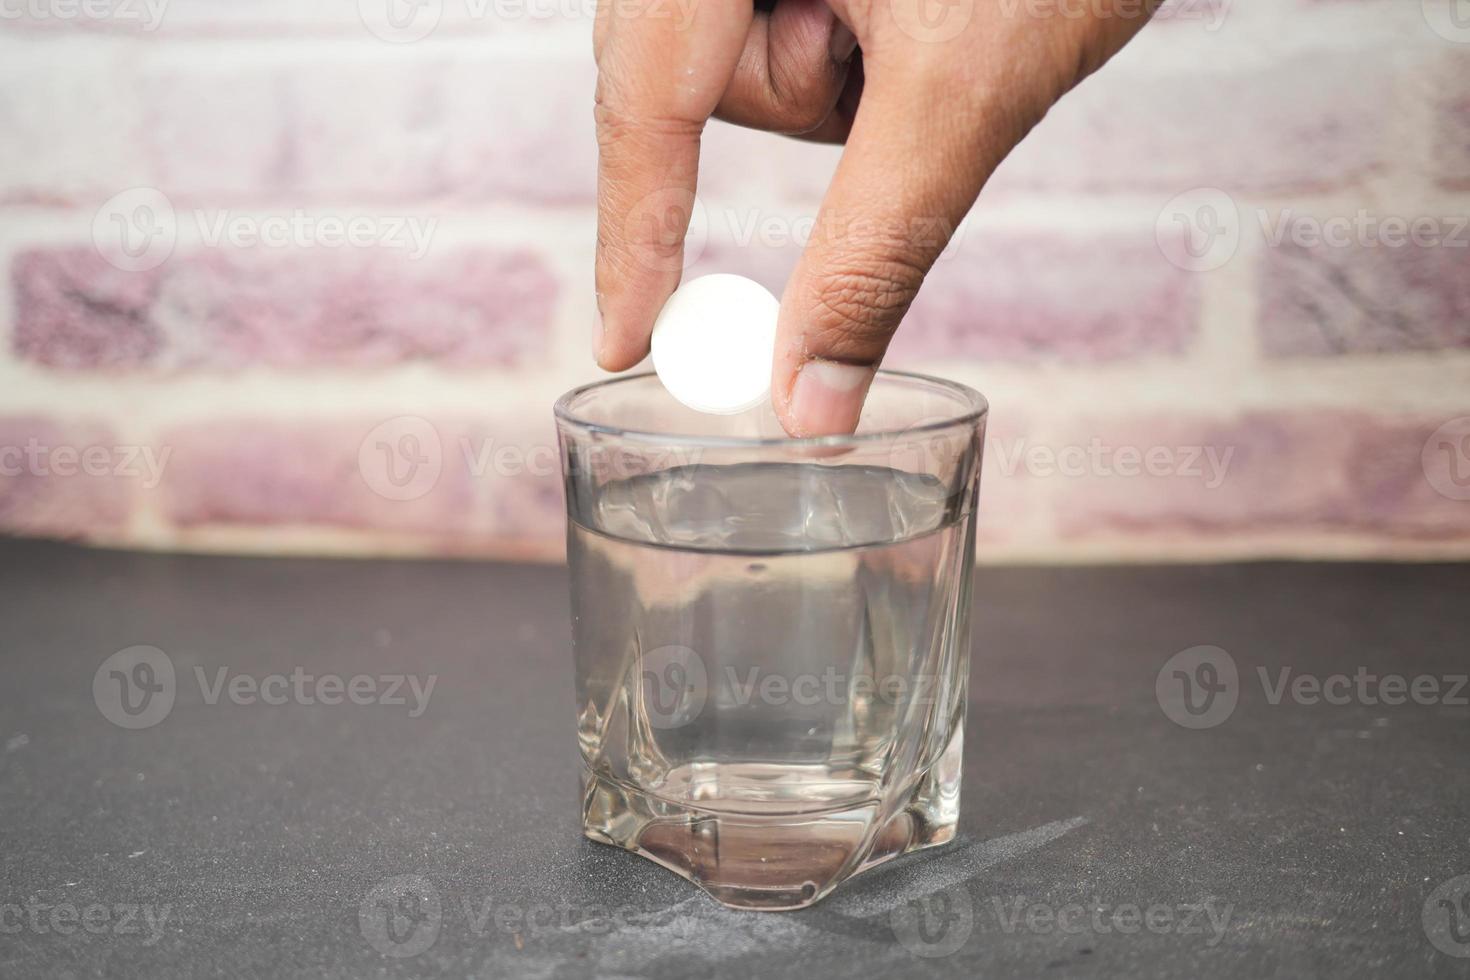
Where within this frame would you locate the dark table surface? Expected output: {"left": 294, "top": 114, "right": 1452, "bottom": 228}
{"left": 2, "top": 538, "right": 1468, "bottom": 979}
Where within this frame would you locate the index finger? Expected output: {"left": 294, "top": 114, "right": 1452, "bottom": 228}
{"left": 593, "top": 0, "right": 752, "bottom": 370}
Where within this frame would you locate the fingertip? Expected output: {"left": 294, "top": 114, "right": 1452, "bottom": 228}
{"left": 782, "top": 358, "right": 874, "bottom": 437}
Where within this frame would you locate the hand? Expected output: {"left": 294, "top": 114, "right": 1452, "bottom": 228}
{"left": 593, "top": 0, "right": 1157, "bottom": 435}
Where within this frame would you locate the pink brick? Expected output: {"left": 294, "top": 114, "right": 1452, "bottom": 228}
{"left": 12, "top": 245, "right": 557, "bottom": 370}
{"left": 160, "top": 417, "right": 564, "bottom": 549}
{"left": 139, "top": 52, "right": 596, "bottom": 203}
{"left": 991, "top": 49, "right": 1391, "bottom": 194}
{"left": 890, "top": 229, "right": 1200, "bottom": 363}
{"left": 1048, "top": 412, "right": 1470, "bottom": 539}
{"left": 1436, "top": 54, "right": 1470, "bottom": 191}
{"left": 161, "top": 418, "right": 479, "bottom": 537}
{"left": 0, "top": 418, "right": 135, "bottom": 538}
{"left": 139, "top": 64, "right": 292, "bottom": 198}
{"left": 691, "top": 224, "right": 1198, "bottom": 365}
{"left": 0, "top": 45, "right": 149, "bottom": 203}
{"left": 455, "top": 418, "right": 566, "bottom": 544}
{"left": 1258, "top": 240, "right": 1470, "bottom": 357}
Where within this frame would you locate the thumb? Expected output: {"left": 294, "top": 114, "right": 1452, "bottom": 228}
{"left": 771, "top": 66, "right": 1026, "bottom": 437}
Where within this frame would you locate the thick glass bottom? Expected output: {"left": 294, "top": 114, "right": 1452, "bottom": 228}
{"left": 580, "top": 747, "right": 961, "bottom": 911}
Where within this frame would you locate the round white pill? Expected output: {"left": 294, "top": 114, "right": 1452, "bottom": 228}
{"left": 651, "top": 274, "right": 780, "bottom": 416}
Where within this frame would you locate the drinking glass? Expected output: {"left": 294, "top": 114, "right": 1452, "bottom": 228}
{"left": 554, "top": 371, "right": 987, "bottom": 910}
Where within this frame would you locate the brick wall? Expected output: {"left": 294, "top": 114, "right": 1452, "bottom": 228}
{"left": 1, "top": 0, "right": 1468, "bottom": 563}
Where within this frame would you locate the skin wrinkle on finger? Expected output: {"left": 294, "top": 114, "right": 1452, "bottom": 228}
{"left": 592, "top": 0, "right": 1160, "bottom": 427}
{"left": 765, "top": 0, "right": 1160, "bottom": 436}
{"left": 591, "top": 0, "right": 751, "bottom": 370}
{"left": 714, "top": 0, "right": 853, "bottom": 137}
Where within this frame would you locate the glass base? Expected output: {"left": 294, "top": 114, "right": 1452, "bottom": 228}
{"left": 580, "top": 752, "right": 961, "bottom": 911}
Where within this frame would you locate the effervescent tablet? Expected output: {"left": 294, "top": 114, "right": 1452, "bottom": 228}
{"left": 650, "top": 274, "right": 779, "bottom": 415}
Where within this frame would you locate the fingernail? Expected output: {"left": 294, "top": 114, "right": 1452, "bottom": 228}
{"left": 829, "top": 22, "right": 858, "bottom": 63}
{"left": 592, "top": 306, "right": 605, "bottom": 362}
{"left": 788, "top": 359, "right": 874, "bottom": 437}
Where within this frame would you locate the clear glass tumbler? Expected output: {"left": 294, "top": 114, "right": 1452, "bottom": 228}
{"left": 554, "top": 371, "right": 987, "bottom": 910}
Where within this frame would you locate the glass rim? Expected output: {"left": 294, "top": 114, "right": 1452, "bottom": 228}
{"left": 554, "top": 369, "right": 988, "bottom": 449}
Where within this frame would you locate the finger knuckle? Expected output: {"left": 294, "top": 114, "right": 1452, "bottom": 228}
{"left": 805, "top": 254, "right": 925, "bottom": 357}
{"left": 763, "top": 71, "right": 839, "bottom": 135}
{"left": 593, "top": 88, "right": 704, "bottom": 149}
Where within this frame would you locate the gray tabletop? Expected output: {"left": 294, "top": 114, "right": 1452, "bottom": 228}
{"left": 2, "top": 539, "right": 1468, "bottom": 979}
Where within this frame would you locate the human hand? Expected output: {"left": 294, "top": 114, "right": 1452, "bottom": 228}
{"left": 593, "top": 0, "right": 1158, "bottom": 435}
